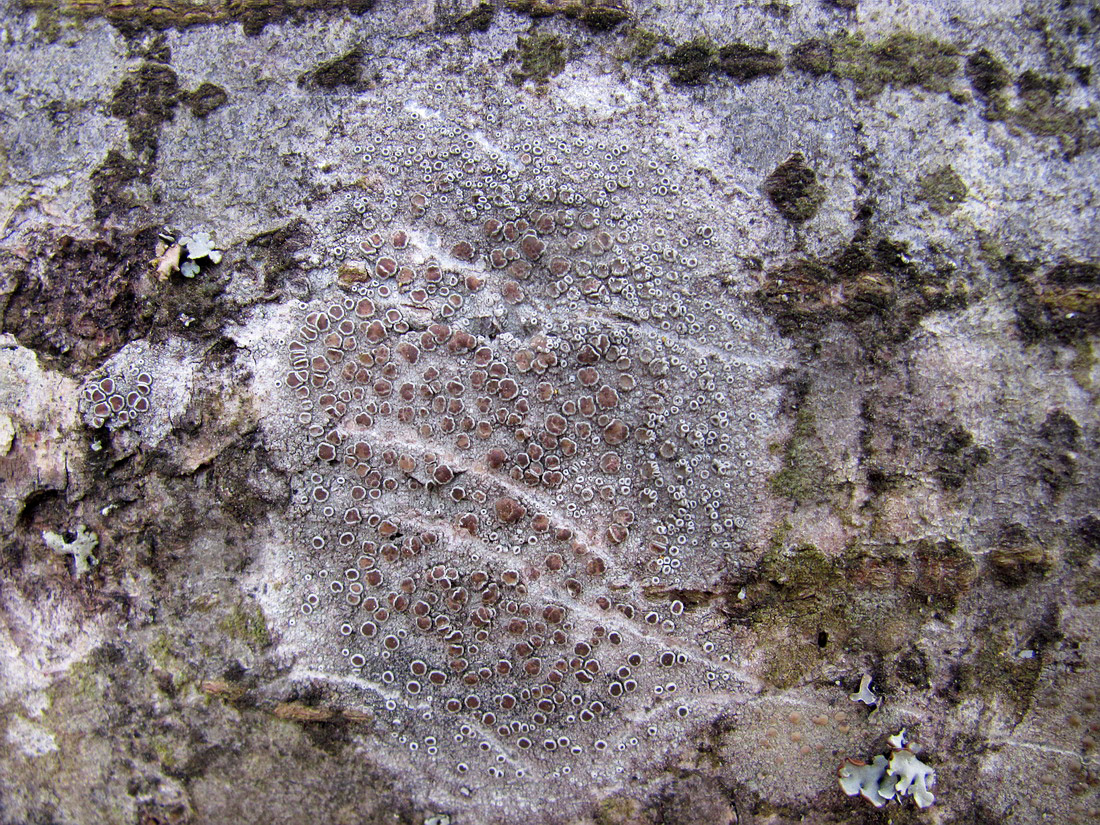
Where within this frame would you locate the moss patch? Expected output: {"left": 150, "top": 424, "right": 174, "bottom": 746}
{"left": 917, "top": 165, "right": 968, "bottom": 215}
{"left": 514, "top": 31, "right": 568, "bottom": 82}
{"left": 762, "top": 152, "right": 826, "bottom": 222}
{"left": 792, "top": 30, "right": 960, "bottom": 97}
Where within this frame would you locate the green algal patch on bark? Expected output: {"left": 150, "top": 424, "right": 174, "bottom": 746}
{"left": 299, "top": 47, "right": 364, "bottom": 89}
{"left": 505, "top": 1, "right": 632, "bottom": 31}
{"left": 666, "top": 37, "right": 716, "bottom": 85}
{"left": 184, "top": 82, "right": 228, "bottom": 117}
{"left": 762, "top": 152, "right": 826, "bottom": 222}
{"left": 514, "top": 31, "right": 568, "bottom": 82}
{"left": 716, "top": 43, "right": 783, "bottom": 81}
{"left": 20, "top": 0, "right": 377, "bottom": 37}
{"left": 917, "top": 165, "right": 968, "bottom": 215}
{"left": 791, "top": 30, "right": 960, "bottom": 97}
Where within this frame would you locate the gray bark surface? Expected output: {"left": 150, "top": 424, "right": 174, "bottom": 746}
{"left": 0, "top": 1, "right": 1097, "bottom": 823}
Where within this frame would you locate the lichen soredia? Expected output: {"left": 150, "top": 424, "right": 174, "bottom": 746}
{"left": 264, "top": 90, "right": 784, "bottom": 817}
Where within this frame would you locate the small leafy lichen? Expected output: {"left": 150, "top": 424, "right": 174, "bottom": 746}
{"left": 299, "top": 47, "right": 364, "bottom": 89}
{"left": 770, "top": 406, "right": 829, "bottom": 502}
{"left": 965, "top": 48, "right": 1010, "bottom": 98}
{"left": 43, "top": 525, "right": 99, "bottom": 577}
{"left": 619, "top": 26, "right": 661, "bottom": 62}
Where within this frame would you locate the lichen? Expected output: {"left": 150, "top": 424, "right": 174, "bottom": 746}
{"left": 1013, "top": 260, "right": 1100, "bottom": 341}
{"left": 20, "top": 0, "right": 378, "bottom": 36}
{"left": 619, "top": 26, "right": 661, "bottom": 62}
{"left": 790, "top": 38, "right": 833, "bottom": 75}
{"left": 594, "top": 794, "right": 641, "bottom": 824}
{"left": 758, "top": 237, "right": 968, "bottom": 350}
{"left": 299, "top": 47, "right": 364, "bottom": 89}
{"left": 965, "top": 48, "right": 1010, "bottom": 98}
{"left": 932, "top": 424, "right": 989, "bottom": 490}
{"left": 967, "top": 51, "right": 1099, "bottom": 156}
{"left": 184, "top": 81, "right": 228, "bottom": 117}
{"left": 459, "top": 2, "right": 495, "bottom": 32}
{"left": 988, "top": 525, "right": 1051, "bottom": 586}
{"left": 43, "top": 524, "right": 99, "bottom": 576}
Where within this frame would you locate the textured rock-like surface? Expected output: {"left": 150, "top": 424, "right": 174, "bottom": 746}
{"left": 1, "top": 1, "right": 1098, "bottom": 823}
